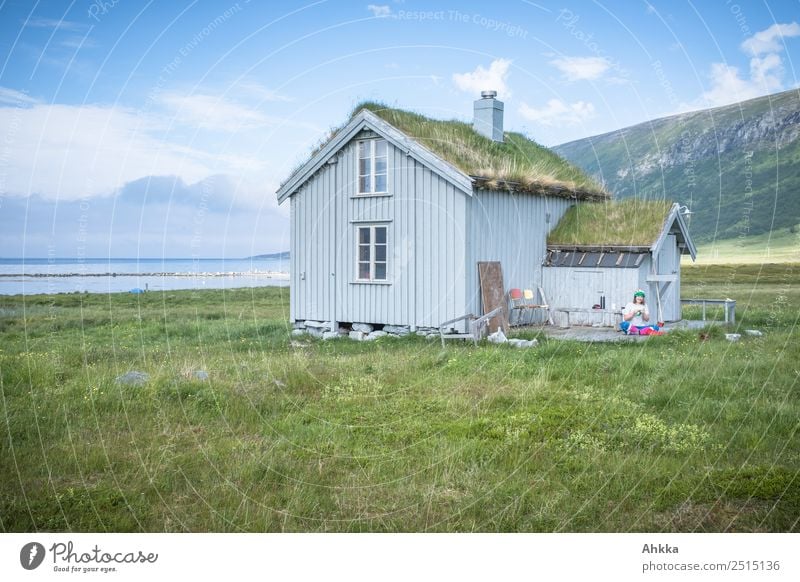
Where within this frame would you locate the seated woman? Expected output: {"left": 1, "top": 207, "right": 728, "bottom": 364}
{"left": 620, "top": 290, "right": 662, "bottom": 335}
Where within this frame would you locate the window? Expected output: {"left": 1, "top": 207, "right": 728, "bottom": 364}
{"left": 356, "top": 225, "right": 388, "bottom": 281}
{"left": 358, "top": 139, "right": 388, "bottom": 194}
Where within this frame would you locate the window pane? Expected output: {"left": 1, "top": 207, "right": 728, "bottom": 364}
{"left": 375, "top": 139, "right": 387, "bottom": 157}
{"left": 358, "top": 141, "right": 368, "bottom": 159}
{"left": 359, "top": 228, "right": 371, "bottom": 244}
{"left": 375, "top": 245, "right": 386, "bottom": 262}
{"left": 374, "top": 262, "right": 386, "bottom": 280}
{"left": 375, "top": 157, "right": 387, "bottom": 174}
{"left": 374, "top": 174, "right": 387, "bottom": 192}
{"left": 359, "top": 245, "right": 370, "bottom": 261}
{"left": 375, "top": 227, "right": 387, "bottom": 244}
{"left": 358, "top": 262, "right": 370, "bottom": 279}
{"left": 359, "top": 176, "right": 371, "bottom": 193}
{"left": 358, "top": 158, "right": 371, "bottom": 176}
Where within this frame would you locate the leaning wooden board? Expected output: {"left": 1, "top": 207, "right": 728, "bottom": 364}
{"left": 477, "top": 261, "right": 508, "bottom": 333}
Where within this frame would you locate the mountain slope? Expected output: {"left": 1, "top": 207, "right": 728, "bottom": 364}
{"left": 553, "top": 89, "right": 800, "bottom": 244}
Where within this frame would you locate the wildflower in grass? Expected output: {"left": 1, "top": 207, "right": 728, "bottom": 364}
{"left": 630, "top": 413, "right": 711, "bottom": 453}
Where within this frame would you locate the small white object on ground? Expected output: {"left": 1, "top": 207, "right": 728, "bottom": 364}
{"left": 725, "top": 333, "right": 741, "bottom": 342}
{"left": 507, "top": 338, "right": 539, "bottom": 349}
{"left": 487, "top": 329, "right": 507, "bottom": 344}
{"left": 744, "top": 329, "right": 763, "bottom": 336}
{"left": 115, "top": 371, "right": 149, "bottom": 386}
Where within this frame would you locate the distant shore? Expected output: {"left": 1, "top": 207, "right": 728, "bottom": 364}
{"left": 0, "top": 270, "right": 289, "bottom": 279}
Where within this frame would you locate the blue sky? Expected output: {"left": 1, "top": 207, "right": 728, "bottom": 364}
{"left": 1, "top": 0, "right": 798, "bottom": 257}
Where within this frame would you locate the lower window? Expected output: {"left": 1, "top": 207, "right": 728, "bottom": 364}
{"left": 356, "top": 225, "right": 388, "bottom": 281}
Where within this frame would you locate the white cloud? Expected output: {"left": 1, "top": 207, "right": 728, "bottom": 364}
{"left": 518, "top": 99, "right": 595, "bottom": 126}
{"left": 24, "top": 18, "right": 87, "bottom": 32}
{"left": 741, "top": 22, "right": 800, "bottom": 56}
{"left": 0, "top": 87, "right": 39, "bottom": 106}
{"left": 702, "top": 63, "right": 761, "bottom": 105}
{"left": 452, "top": 59, "right": 512, "bottom": 97}
{"left": 701, "top": 22, "right": 799, "bottom": 107}
{"left": 367, "top": 5, "right": 392, "bottom": 18}
{"left": 157, "top": 93, "right": 271, "bottom": 131}
{"left": 550, "top": 56, "right": 611, "bottom": 81}
{"left": 0, "top": 103, "right": 212, "bottom": 200}
{"left": 60, "top": 35, "right": 98, "bottom": 50}
{"left": 750, "top": 53, "right": 784, "bottom": 91}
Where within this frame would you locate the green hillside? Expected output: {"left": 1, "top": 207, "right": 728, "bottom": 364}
{"left": 553, "top": 89, "right": 800, "bottom": 245}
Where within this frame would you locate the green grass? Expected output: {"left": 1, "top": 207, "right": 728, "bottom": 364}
{"left": 548, "top": 199, "right": 673, "bottom": 247}
{"left": 1, "top": 270, "right": 799, "bottom": 532}
{"left": 686, "top": 227, "right": 800, "bottom": 264}
{"left": 291, "top": 101, "right": 609, "bottom": 199}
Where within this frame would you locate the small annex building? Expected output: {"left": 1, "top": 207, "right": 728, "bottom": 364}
{"left": 543, "top": 200, "right": 697, "bottom": 326}
{"left": 276, "top": 92, "right": 608, "bottom": 334}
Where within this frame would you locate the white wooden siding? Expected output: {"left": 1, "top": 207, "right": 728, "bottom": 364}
{"left": 543, "top": 265, "right": 642, "bottom": 313}
{"left": 291, "top": 137, "right": 468, "bottom": 327}
{"left": 655, "top": 234, "right": 681, "bottom": 321}
{"left": 467, "top": 189, "right": 572, "bottom": 316}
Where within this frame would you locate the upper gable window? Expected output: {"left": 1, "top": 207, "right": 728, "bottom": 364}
{"left": 358, "top": 139, "right": 388, "bottom": 194}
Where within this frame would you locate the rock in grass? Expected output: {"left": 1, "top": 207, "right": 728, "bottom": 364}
{"left": 367, "top": 330, "right": 388, "bottom": 340}
{"left": 349, "top": 331, "right": 366, "bottom": 341}
{"left": 383, "top": 325, "right": 410, "bottom": 335}
{"left": 507, "top": 338, "right": 538, "bottom": 349}
{"left": 487, "top": 330, "right": 507, "bottom": 344}
{"left": 744, "top": 329, "right": 763, "bottom": 336}
{"left": 291, "top": 329, "right": 306, "bottom": 337}
{"left": 322, "top": 331, "right": 339, "bottom": 340}
{"left": 115, "top": 371, "right": 149, "bottom": 386}
{"left": 352, "top": 323, "right": 373, "bottom": 333}
{"left": 725, "top": 333, "right": 741, "bottom": 342}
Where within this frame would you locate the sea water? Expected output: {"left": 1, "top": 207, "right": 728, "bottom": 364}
{"left": 0, "top": 257, "right": 289, "bottom": 295}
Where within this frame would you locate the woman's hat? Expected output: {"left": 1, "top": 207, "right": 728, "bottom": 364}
{"left": 634, "top": 289, "right": 646, "bottom": 298}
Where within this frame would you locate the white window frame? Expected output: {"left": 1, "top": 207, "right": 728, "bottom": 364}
{"left": 355, "top": 224, "right": 389, "bottom": 282}
{"left": 357, "top": 138, "right": 388, "bottom": 195}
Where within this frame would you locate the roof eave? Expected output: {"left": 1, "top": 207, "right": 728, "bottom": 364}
{"left": 548, "top": 244, "right": 651, "bottom": 252}
{"left": 470, "top": 176, "right": 608, "bottom": 201}
{"left": 650, "top": 203, "right": 697, "bottom": 261}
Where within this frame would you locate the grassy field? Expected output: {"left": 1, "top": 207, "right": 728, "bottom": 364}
{"left": 1, "top": 264, "right": 798, "bottom": 532}
{"left": 685, "top": 227, "right": 800, "bottom": 265}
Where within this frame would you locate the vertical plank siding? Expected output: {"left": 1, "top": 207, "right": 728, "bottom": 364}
{"left": 291, "top": 138, "right": 468, "bottom": 328}
{"left": 543, "top": 266, "right": 641, "bottom": 312}
{"left": 654, "top": 237, "right": 681, "bottom": 321}
{"left": 468, "top": 189, "right": 572, "bottom": 316}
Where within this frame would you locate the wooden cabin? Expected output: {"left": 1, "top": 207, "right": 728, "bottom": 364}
{"left": 276, "top": 93, "right": 610, "bottom": 334}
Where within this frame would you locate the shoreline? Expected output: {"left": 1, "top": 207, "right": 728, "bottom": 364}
{"left": 0, "top": 270, "right": 290, "bottom": 279}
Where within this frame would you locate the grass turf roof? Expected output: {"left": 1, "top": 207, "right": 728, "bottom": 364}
{"left": 294, "top": 101, "right": 604, "bottom": 199}
{"left": 547, "top": 199, "right": 674, "bottom": 247}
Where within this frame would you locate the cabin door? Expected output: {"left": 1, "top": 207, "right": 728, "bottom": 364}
{"left": 658, "top": 234, "right": 680, "bottom": 321}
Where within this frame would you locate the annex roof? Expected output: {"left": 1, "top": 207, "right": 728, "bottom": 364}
{"left": 547, "top": 199, "right": 697, "bottom": 261}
